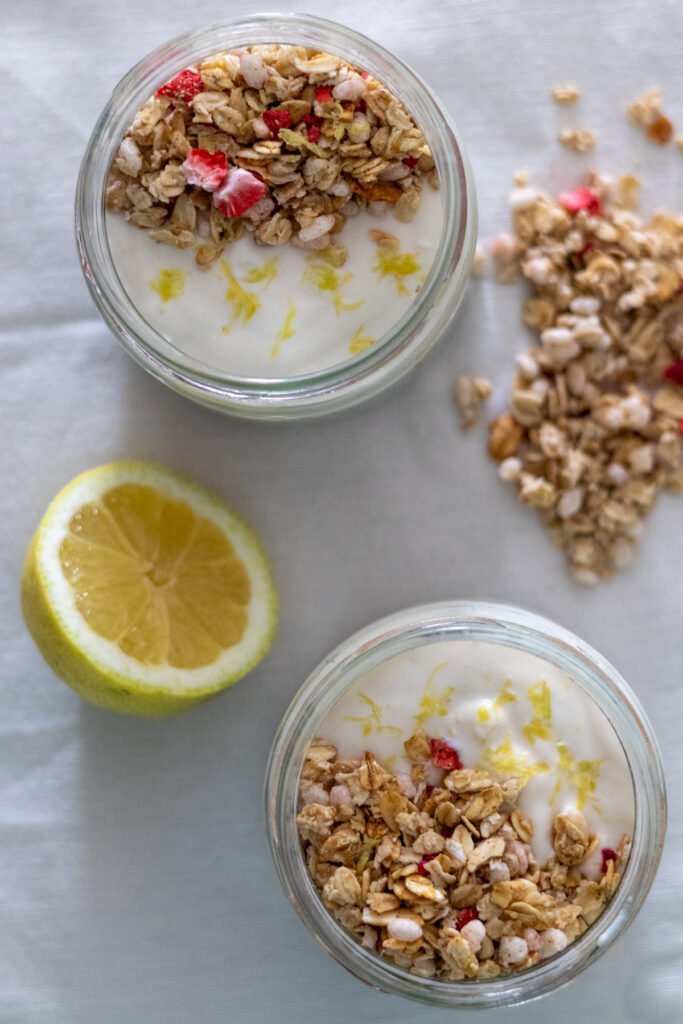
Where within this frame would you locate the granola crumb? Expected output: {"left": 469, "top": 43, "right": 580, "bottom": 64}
{"left": 489, "top": 172, "right": 683, "bottom": 583}
{"left": 647, "top": 114, "right": 673, "bottom": 145}
{"left": 627, "top": 87, "right": 663, "bottom": 127}
{"left": 453, "top": 376, "right": 492, "bottom": 430}
{"left": 627, "top": 87, "right": 675, "bottom": 143}
{"left": 297, "top": 735, "right": 629, "bottom": 980}
{"left": 552, "top": 84, "right": 580, "bottom": 105}
{"left": 558, "top": 128, "right": 596, "bottom": 153}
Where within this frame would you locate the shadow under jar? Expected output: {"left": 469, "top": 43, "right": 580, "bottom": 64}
{"left": 265, "top": 602, "right": 666, "bottom": 1008}
{"left": 76, "top": 14, "right": 476, "bottom": 420}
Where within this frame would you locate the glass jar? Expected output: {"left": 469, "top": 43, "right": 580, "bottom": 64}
{"left": 265, "top": 601, "right": 666, "bottom": 1008}
{"left": 76, "top": 14, "right": 476, "bottom": 420}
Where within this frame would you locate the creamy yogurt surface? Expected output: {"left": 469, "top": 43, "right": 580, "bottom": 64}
{"left": 316, "top": 640, "right": 634, "bottom": 875}
{"left": 106, "top": 185, "right": 442, "bottom": 378}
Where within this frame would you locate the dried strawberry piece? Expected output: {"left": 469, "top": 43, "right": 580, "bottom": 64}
{"left": 182, "top": 148, "right": 228, "bottom": 192}
{"left": 600, "top": 848, "right": 617, "bottom": 874}
{"left": 156, "top": 69, "right": 204, "bottom": 104}
{"left": 315, "top": 85, "right": 334, "bottom": 103}
{"left": 456, "top": 908, "right": 479, "bottom": 930}
{"left": 213, "top": 168, "right": 268, "bottom": 218}
{"left": 360, "top": 70, "right": 369, "bottom": 80}
{"left": 429, "top": 738, "right": 463, "bottom": 771}
{"left": 262, "top": 107, "right": 292, "bottom": 135}
{"left": 301, "top": 113, "right": 322, "bottom": 142}
{"left": 417, "top": 854, "right": 438, "bottom": 876}
{"left": 402, "top": 156, "right": 419, "bottom": 168}
{"left": 679, "top": 419, "right": 683, "bottom": 437}
{"left": 559, "top": 187, "right": 602, "bottom": 217}
{"left": 663, "top": 359, "right": 683, "bottom": 387}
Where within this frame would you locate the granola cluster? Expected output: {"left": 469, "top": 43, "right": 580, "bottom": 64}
{"left": 627, "top": 87, "right": 674, "bottom": 146}
{"left": 106, "top": 45, "right": 435, "bottom": 269}
{"left": 488, "top": 174, "right": 683, "bottom": 584}
{"left": 297, "top": 734, "right": 629, "bottom": 980}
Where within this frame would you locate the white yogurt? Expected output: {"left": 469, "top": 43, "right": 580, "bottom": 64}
{"left": 317, "top": 641, "right": 634, "bottom": 875}
{"left": 106, "top": 185, "right": 442, "bottom": 378}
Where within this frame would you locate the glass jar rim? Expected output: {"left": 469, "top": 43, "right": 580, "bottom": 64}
{"left": 75, "top": 13, "right": 476, "bottom": 418}
{"left": 265, "top": 600, "right": 667, "bottom": 1008}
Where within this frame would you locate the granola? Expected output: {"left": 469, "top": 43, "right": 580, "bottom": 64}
{"left": 453, "top": 376, "right": 492, "bottom": 430}
{"left": 297, "top": 733, "right": 629, "bottom": 980}
{"left": 107, "top": 45, "right": 436, "bottom": 269}
{"left": 489, "top": 175, "right": 683, "bottom": 584}
{"left": 552, "top": 84, "right": 581, "bottom": 105}
{"left": 558, "top": 128, "right": 596, "bottom": 153}
{"left": 627, "top": 87, "right": 675, "bottom": 145}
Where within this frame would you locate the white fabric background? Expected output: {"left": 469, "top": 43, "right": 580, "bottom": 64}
{"left": 2, "top": 1, "right": 682, "bottom": 1021}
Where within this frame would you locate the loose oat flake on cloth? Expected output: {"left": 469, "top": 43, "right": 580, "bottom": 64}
{"left": 488, "top": 173, "right": 683, "bottom": 585}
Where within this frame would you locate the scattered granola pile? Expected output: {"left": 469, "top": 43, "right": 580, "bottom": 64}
{"left": 297, "top": 733, "right": 629, "bottom": 980}
{"left": 106, "top": 46, "right": 436, "bottom": 269}
{"left": 488, "top": 174, "right": 683, "bottom": 584}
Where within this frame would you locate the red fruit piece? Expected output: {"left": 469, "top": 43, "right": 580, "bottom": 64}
{"left": 182, "top": 148, "right": 228, "bottom": 192}
{"left": 156, "top": 69, "right": 204, "bottom": 104}
{"left": 315, "top": 86, "right": 334, "bottom": 103}
{"left": 360, "top": 70, "right": 369, "bottom": 80}
{"left": 262, "top": 107, "right": 292, "bottom": 135}
{"left": 213, "top": 168, "right": 268, "bottom": 218}
{"left": 302, "top": 113, "right": 322, "bottom": 142}
{"left": 402, "top": 156, "right": 419, "bottom": 168}
{"left": 559, "top": 187, "right": 602, "bottom": 217}
{"left": 663, "top": 359, "right": 683, "bottom": 386}
{"left": 417, "top": 854, "right": 438, "bottom": 876}
{"left": 456, "top": 908, "right": 479, "bottom": 930}
{"left": 429, "top": 738, "right": 463, "bottom": 771}
{"left": 600, "top": 848, "right": 617, "bottom": 874}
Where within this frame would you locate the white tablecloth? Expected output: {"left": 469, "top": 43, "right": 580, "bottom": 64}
{"left": 2, "top": 0, "right": 681, "bottom": 1020}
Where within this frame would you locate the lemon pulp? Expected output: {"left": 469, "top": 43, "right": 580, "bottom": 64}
{"left": 60, "top": 483, "right": 250, "bottom": 669}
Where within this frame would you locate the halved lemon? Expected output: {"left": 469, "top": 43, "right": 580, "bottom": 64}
{"left": 21, "top": 461, "right": 277, "bottom": 715}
